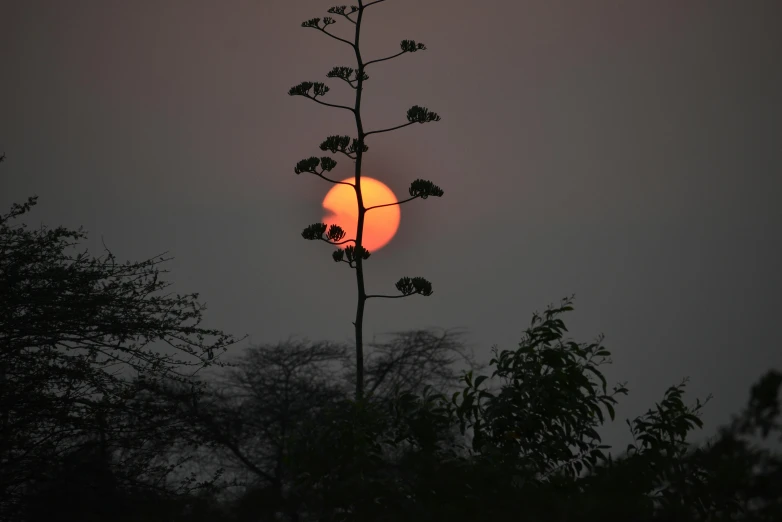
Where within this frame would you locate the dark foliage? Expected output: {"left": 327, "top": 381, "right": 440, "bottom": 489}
{"left": 3, "top": 196, "right": 779, "bottom": 521}
{"left": 0, "top": 196, "right": 241, "bottom": 520}
{"left": 275, "top": 299, "right": 782, "bottom": 521}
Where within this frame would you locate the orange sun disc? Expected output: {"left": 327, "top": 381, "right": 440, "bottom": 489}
{"left": 322, "top": 177, "right": 401, "bottom": 253}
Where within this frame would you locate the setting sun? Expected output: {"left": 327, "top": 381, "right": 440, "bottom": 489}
{"left": 322, "top": 177, "right": 400, "bottom": 253}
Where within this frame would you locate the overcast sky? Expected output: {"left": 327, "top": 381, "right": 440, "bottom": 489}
{"left": 2, "top": 0, "right": 781, "bottom": 446}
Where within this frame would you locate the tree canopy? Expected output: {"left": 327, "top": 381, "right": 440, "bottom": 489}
{"left": 0, "top": 196, "right": 242, "bottom": 520}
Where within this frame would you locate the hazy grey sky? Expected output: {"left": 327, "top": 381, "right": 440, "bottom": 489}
{"left": 2, "top": 0, "right": 781, "bottom": 445}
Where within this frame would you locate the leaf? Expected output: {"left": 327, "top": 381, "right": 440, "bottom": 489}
{"left": 347, "top": 137, "right": 368, "bottom": 154}
{"left": 344, "top": 245, "right": 370, "bottom": 262}
{"left": 585, "top": 427, "right": 600, "bottom": 440}
{"left": 394, "top": 276, "right": 433, "bottom": 296}
{"left": 326, "top": 66, "right": 366, "bottom": 83}
{"left": 301, "top": 223, "right": 327, "bottom": 240}
{"left": 288, "top": 81, "right": 314, "bottom": 96}
{"left": 591, "top": 403, "right": 605, "bottom": 423}
{"left": 312, "top": 82, "right": 329, "bottom": 96}
{"left": 294, "top": 156, "right": 320, "bottom": 174}
{"left": 400, "top": 39, "right": 427, "bottom": 52}
{"left": 326, "top": 224, "right": 346, "bottom": 242}
{"left": 327, "top": 66, "right": 353, "bottom": 80}
{"left": 409, "top": 179, "right": 444, "bottom": 199}
{"left": 605, "top": 402, "right": 616, "bottom": 421}
{"left": 474, "top": 375, "right": 488, "bottom": 389}
{"left": 319, "top": 135, "right": 352, "bottom": 153}
{"left": 584, "top": 365, "right": 608, "bottom": 393}
{"left": 406, "top": 105, "right": 441, "bottom": 124}
{"left": 320, "top": 157, "right": 337, "bottom": 171}
{"left": 328, "top": 5, "right": 358, "bottom": 16}
{"left": 287, "top": 81, "right": 329, "bottom": 97}
{"left": 590, "top": 448, "right": 607, "bottom": 462}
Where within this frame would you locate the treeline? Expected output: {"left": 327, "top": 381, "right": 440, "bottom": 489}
{"left": 2, "top": 198, "right": 780, "bottom": 521}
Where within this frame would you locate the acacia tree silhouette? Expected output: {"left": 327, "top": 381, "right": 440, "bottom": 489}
{"left": 288, "top": 2, "right": 444, "bottom": 400}
{"left": 0, "top": 193, "right": 242, "bottom": 519}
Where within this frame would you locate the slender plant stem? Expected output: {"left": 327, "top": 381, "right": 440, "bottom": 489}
{"left": 352, "top": 1, "right": 367, "bottom": 401}
{"left": 300, "top": 1, "right": 419, "bottom": 401}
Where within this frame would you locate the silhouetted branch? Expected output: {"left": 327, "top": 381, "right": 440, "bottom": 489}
{"left": 327, "top": 66, "right": 367, "bottom": 89}
{"left": 327, "top": 6, "right": 358, "bottom": 25}
{"left": 367, "top": 106, "right": 440, "bottom": 137}
{"left": 338, "top": 150, "right": 357, "bottom": 159}
{"left": 366, "top": 180, "right": 443, "bottom": 211}
{"left": 318, "top": 135, "right": 365, "bottom": 158}
{"left": 323, "top": 238, "right": 356, "bottom": 246}
{"left": 302, "top": 223, "right": 357, "bottom": 248}
{"left": 338, "top": 259, "right": 357, "bottom": 269}
{"left": 365, "top": 122, "right": 415, "bottom": 137}
{"left": 322, "top": 28, "right": 355, "bottom": 47}
{"left": 365, "top": 51, "right": 406, "bottom": 67}
{"left": 302, "top": 17, "right": 356, "bottom": 48}
{"left": 307, "top": 96, "right": 355, "bottom": 112}
{"left": 289, "top": 81, "right": 355, "bottom": 112}
{"left": 366, "top": 195, "right": 418, "bottom": 211}
{"left": 366, "top": 40, "right": 426, "bottom": 67}
{"left": 315, "top": 173, "right": 354, "bottom": 185}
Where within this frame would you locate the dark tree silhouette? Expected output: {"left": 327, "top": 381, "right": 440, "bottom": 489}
{"left": 363, "top": 328, "right": 477, "bottom": 400}
{"left": 0, "top": 196, "right": 242, "bottom": 520}
{"left": 277, "top": 298, "right": 782, "bottom": 521}
{"left": 164, "top": 330, "right": 477, "bottom": 521}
